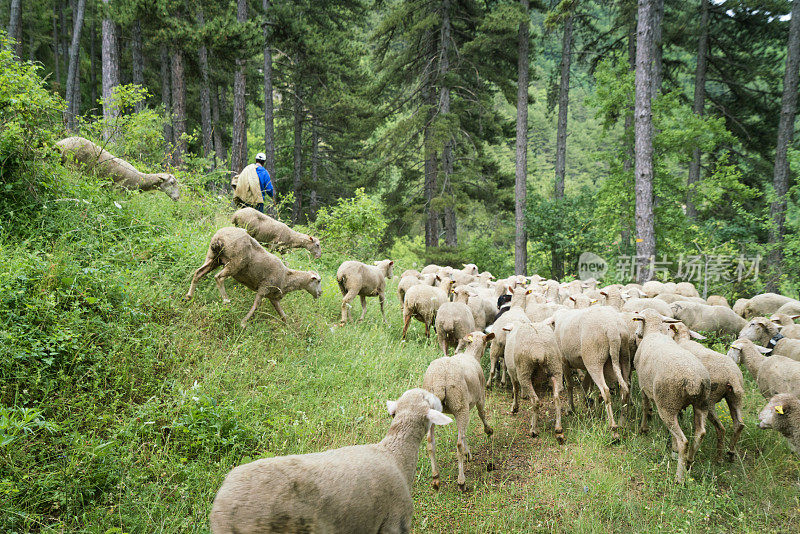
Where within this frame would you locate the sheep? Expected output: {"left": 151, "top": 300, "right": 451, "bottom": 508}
{"left": 231, "top": 207, "right": 322, "bottom": 259}
{"left": 554, "top": 306, "right": 631, "bottom": 440}
{"left": 732, "top": 298, "right": 749, "bottom": 317}
{"left": 758, "top": 394, "right": 800, "bottom": 456}
{"left": 642, "top": 280, "right": 666, "bottom": 298}
{"left": 727, "top": 339, "right": 800, "bottom": 399}
{"left": 451, "top": 270, "right": 477, "bottom": 287}
{"left": 668, "top": 323, "right": 744, "bottom": 461}
{"left": 452, "top": 286, "right": 487, "bottom": 331}
{"left": 655, "top": 293, "right": 694, "bottom": 304}
{"left": 742, "top": 293, "right": 795, "bottom": 319}
{"left": 622, "top": 297, "right": 673, "bottom": 317}
{"left": 420, "top": 264, "right": 442, "bottom": 275}
{"left": 771, "top": 313, "right": 800, "bottom": 339}
{"left": 738, "top": 317, "right": 800, "bottom": 361}
{"left": 525, "top": 301, "right": 564, "bottom": 322}
{"left": 463, "top": 285, "right": 499, "bottom": 328}
{"left": 422, "top": 331, "right": 494, "bottom": 492}
{"left": 675, "top": 282, "right": 700, "bottom": 298}
{"left": 57, "top": 136, "right": 180, "bottom": 200}
{"left": 503, "top": 321, "right": 565, "bottom": 442}
{"left": 775, "top": 300, "right": 800, "bottom": 317}
{"left": 400, "top": 269, "right": 420, "bottom": 279}
{"left": 486, "top": 286, "right": 532, "bottom": 387}
{"left": 185, "top": 227, "right": 321, "bottom": 326}
{"left": 477, "top": 271, "right": 495, "bottom": 287}
{"left": 209, "top": 388, "right": 452, "bottom": 533}
{"left": 461, "top": 263, "right": 480, "bottom": 276}
{"left": 633, "top": 310, "right": 710, "bottom": 483}
{"left": 401, "top": 278, "right": 454, "bottom": 340}
{"left": 670, "top": 301, "right": 746, "bottom": 336}
{"left": 566, "top": 294, "right": 593, "bottom": 309}
{"left": 435, "top": 301, "right": 477, "bottom": 356}
{"left": 599, "top": 286, "right": 626, "bottom": 310}
{"left": 582, "top": 277, "right": 598, "bottom": 291}
{"left": 539, "top": 279, "right": 560, "bottom": 301}
{"left": 336, "top": 259, "right": 394, "bottom": 325}
{"left": 397, "top": 272, "right": 436, "bottom": 306}
{"left": 706, "top": 295, "right": 729, "bottom": 307}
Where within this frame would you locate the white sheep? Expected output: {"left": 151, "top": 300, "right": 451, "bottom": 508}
{"left": 57, "top": 136, "right": 180, "bottom": 200}
{"left": 231, "top": 207, "right": 322, "bottom": 258}
{"left": 209, "top": 388, "right": 452, "bottom": 533}
{"left": 435, "top": 301, "right": 477, "bottom": 356}
{"left": 738, "top": 317, "right": 800, "bottom": 361}
{"left": 336, "top": 259, "right": 394, "bottom": 325}
{"left": 741, "top": 293, "right": 796, "bottom": 319}
{"left": 397, "top": 272, "right": 436, "bottom": 306}
{"left": 633, "top": 310, "right": 710, "bottom": 483}
{"left": 503, "top": 321, "right": 565, "bottom": 442}
{"left": 423, "top": 332, "right": 494, "bottom": 491}
{"left": 185, "top": 227, "right": 321, "bottom": 326}
{"left": 486, "top": 286, "right": 532, "bottom": 388}
{"left": 401, "top": 278, "right": 453, "bottom": 340}
{"left": 670, "top": 301, "right": 746, "bottom": 336}
{"left": 771, "top": 313, "right": 800, "bottom": 339}
{"left": 758, "top": 394, "right": 800, "bottom": 456}
{"left": 727, "top": 338, "right": 800, "bottom": 398}
{"left": 452, "top": 285, "right": 487, "bottom": 331}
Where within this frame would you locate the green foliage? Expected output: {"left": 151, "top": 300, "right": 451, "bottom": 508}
{"left": 311, "top": 188, "right": 388, "bottom": 263}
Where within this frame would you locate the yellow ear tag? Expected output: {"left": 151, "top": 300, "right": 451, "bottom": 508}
{"left": 467, "top": 335, "right": 474, "bottom": 343}
{"left": 775, "top": 405, "right": 784, "bottom": 415}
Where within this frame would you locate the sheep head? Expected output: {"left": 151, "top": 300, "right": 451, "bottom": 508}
{"left": 154, "top": 173, "right": 180, "bottom": 201}
{"left": 739, "top": 317, "right": 777, "bottom": 345}
{"left": 758, "top": 393, "right": 797, "bottom": 430}
{"left": 305, "top": 234, "right": 322, "bottom": 259}
{"left": 305, "top": 272, "right": 322, "bottom": 299}
{"left": 386, "top": 388, "right": 452, "bottom": 428}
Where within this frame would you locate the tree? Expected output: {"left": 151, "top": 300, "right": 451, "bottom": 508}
{"left": 131, "top": 20, "right": 144, "bottom": 112}
{"left": 263, "top": 0, "right": 276, "bottom": 182}
{"left": 101, "top": 0, "right": 119, "bottom": 140}
{"left": 650, "top": 0, "right": 663, "bottom": 100}
{"left": 159, "top": 44, "right": 172, "bottom": 148}
{"left": 65, "top": 0, "right": 87, "bottom": 130}
{"left": 171, "top": 47, "right": 186, "bottom": 165}
{"left": 439, "top": 0, "right": 457, "bottom": 247}
{"left": 230, "top": 0, "right": 248, "bottom": 174}
{"left": 634, "top": 0, "right": 656, "bottom": 282}
{"left": 515, "top": 0, "right": 530, "bottom": 276}
{"left": 768, "top": 0, "right": 800, "bottom": 290}
{"left": 686, "top": 0, "right": 709, "bottom": 219}
{"left": 197, "top": 8, "right": 213, "bottom": 161}
{"left": 8, "top": 0, "right": 22, "bottom": 58}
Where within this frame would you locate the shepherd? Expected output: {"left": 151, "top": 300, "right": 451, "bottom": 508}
{"left": 232, "top": 153, "right": 275, "bottom": 213}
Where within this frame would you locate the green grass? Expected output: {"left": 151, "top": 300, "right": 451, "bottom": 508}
{"left": 1, "top": 180, "right": 799, "bottom": 533}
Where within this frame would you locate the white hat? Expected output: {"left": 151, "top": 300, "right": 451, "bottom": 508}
{"left": 256, "top": 153, "right": 266, "bottom": 162}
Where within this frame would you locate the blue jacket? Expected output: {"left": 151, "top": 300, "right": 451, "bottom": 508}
{"left": 256, "top": 164, "right": 273, "bottom": 199}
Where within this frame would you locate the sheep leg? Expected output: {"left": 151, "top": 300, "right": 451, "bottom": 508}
{"left": 563, "top": 366, "right": 575, "bottom": 415}
{"left": 585, "top": 365, "right": 618, "bottom": 439}
{"left": 358, "top": 295, "right": 368, "bottom": 321}
{"left": 580, "top": 372, "right": 595, "bottom": 408}
{"left": 686, "top": 405, "right": 707, "bottom": 469}
{"left": 185, "top": 258, "right": 219, "bottom": 299}
{"left": 510, "top": 377, "right": 520, "bottom": 413}
{"left": 427, "top": 425, "right": 440, "bottom": 490}
{"left": 439, "top": 337, "right": 449, "bottom": 357}
{"left": 552, "top": 375, "right": 564, "bottom": 443}
{"left": 213, "top": 264, "right": 235, "bottom": 303}
{"left": 455, "top": 409, "right": 470, "bottom": 492}
{"left": 658, "top": 408, "right": 689, "bottom": 483}
{"left": 706, "top": 408, "right": 725, "bottom": 463}
{"left": 520, "top": 374, "right": 540, "bottom": 438}
{"left": 499, "top": 359, "right": 508, "bottom": 387}
{"left": 726, "top": 396, "right": 744, "bottom": 461}
{"left": 639, "top": 394, "right": 651, "bottom": 434}
{"left": 424, "top": 321, "right": 431, "bottom": 338}
{"left": 401, "top": 312, "right": 412, "bottom": 340}
{"left": 378, "top": 292, "right": 387, "bottom": 323}
{"left": 240, "top": 293, "right": 264, "bottom": 326}
{"left": 486, "top": 342, "right": 502, "bottom": 388}
{"left": 476, "top": 398, "right": 493, "bottom": 436}
{"left": 269, "top": 298, "right": 288, "bottom": 323}
{"left": 340, "top": 290, "right": 358, "bottom": 324}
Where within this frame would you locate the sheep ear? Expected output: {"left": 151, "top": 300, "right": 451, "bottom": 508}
{"left": 689, "top": 330, "right": 706, "bottom": 340}
{"left": 386, "top": 401, "right": 398, "bottom": 416}
{"left": 754, "top": 344, "right": 772, "bottom": 354}
{"left": 632, "top": 316, "right": 644, "bottom": 322}
{"left": 502, "top": 324, "right": 514, "bottom": 332}
{"left": 484, "top": 332, "right": 495, "bottom": 341}
{"left": 526, "top": 289, "right": 532, "bottom": 295}
{"left": 308, "top": 235, "right": 314, "bottom": 241}
{"left": 792, "top": 315, "right": 800, "bottom": 321}
{"left": 543, "top": 317, "right": 555, "bottom": 327}
{"left": 775, "top": 405, "right": 784, "bottom": 415}
{"left": 389, "top": 261, "right": 394, "bottom": 266}
{"left": 600, "top": 291, "right": 608, "bottom": 296}
{"left": 569, "top": 296, "right": 576, "bottom": 302}
{"left": 427, "top": 409, "right": 453, "bottom": 426}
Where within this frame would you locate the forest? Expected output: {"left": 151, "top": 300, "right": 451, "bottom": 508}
{"left": 2, "top": 0, "right": 800, "bottom": 532}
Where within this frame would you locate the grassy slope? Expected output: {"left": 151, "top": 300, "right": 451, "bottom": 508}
{"left": 1, "top": 179, "right": 799, "bottom": 533}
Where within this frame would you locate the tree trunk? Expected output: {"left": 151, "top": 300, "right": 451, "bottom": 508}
{"left": 8, "top": 0, "right": 22, "bottom": 58}
{"left": 424, "top": 85, "right": 439, "bottom": 249}
{"left": 554, "top": 14, "right": 572, "bottom": 201}
{"left": 621, "top": 25, "right": 636, "bottom": 252}
{"left": 686, "top": 0, "right": 709, "bottom": 219}
{"left": 53, "top": 7, "right": 61, "bottom": 86}
{"left": 439, "top": 0, "right": 457, "bottom": 247}
{"left": 211, "top": 82, "right": 226, "bottom": 168}
{"left": 89, "top": 7, "right": 96, "bottom": 112}
{"left": 310, "top": 117, "right": 319, "bottom": 217}
{"left": 60, "top": 2, "right": 68, "bottom": 88}
{"left": 197, "top": 10, "right": 213, "bottom": 160}
{"left": 230, "top": 0, "right": 248, "bottom": 174}
{"left": 132, "top": 20, "right": 144, "bottom": 112}
{"left": 650, "top": 0, "right": 664, "bottom": 101}
{"left": 768, "top": 0, "right": 800, "bottom": 291}
{"left": 65, "top": 0, "right": 86, "bottom": 130}
{"left": 171, "top": 48, "right": 186, "bottom": 166}
{"left": 515, "top": 0, "right": 530, "bottom": 275}
{"left": 634, "top": 0, "right": 657, "bottom": 283}
{"left": 101, "top": 0, "right": 119, "bottom": 140}
{"left": 263, "top": 0, "right": 276, "bottom": 179}
{"left": 159, "top": 45, "right": 173, "bottom": 150}
{"left": 292, "top": 81, "right": 304, "bottom": 224}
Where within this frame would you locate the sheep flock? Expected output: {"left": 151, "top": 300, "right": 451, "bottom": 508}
{"left": 184, "top": 210, "right": 800, "bottom": 533}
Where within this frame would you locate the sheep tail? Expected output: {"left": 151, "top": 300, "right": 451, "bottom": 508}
{"left": 337, "top": 273, "right": 347, "bottom": 296}
{"left": 429, "top": 383, "right": 447, "bottom": 404}
{"left": 606, "top": 329, "right": 628, "bottom": 395}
